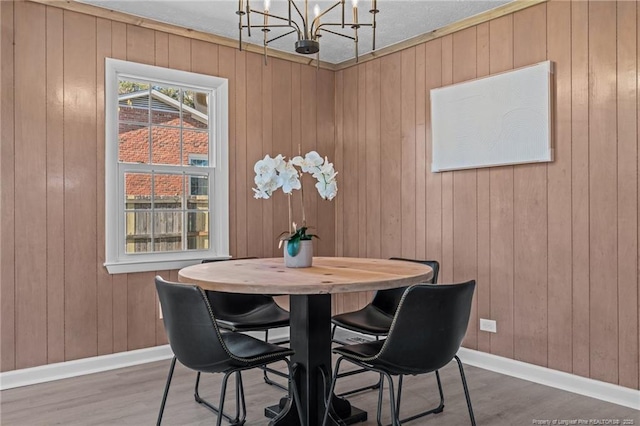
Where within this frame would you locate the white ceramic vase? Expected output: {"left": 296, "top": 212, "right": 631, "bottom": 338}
{"left": 284, "top": 240, "right": 313, "bottom": 268}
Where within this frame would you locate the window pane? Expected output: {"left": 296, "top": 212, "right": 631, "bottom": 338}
{"left": 118, "top": 81, "right": 150, "bottom": 124}
{"left": 119, "top": 124, "right": 150, "bottom": 164}
{"left": 187, "top": 211, "right": 209, "bottom": 250}
{"left": 125, "top": 211, "right": 151, "bottom": 253}
{"left": 118, "top": 80, "right": 149, "bottom": 124}
{"left": 187, "top": 175, "right": 209, "bottom": 209}
{"left": 188, "top": 175, "right": 208, "bottom": 198}
{"left": 182, "top": 129, "right": 208, "bottom": 165}
{"left": 153, "top": 212, "right": 182, "bottom": 252}
{"left": 153, "top": 174, "right": 182, "bottom": 209}
{"left": 151, "top": 126, "right": 182, "bottom": 165}
{"left": 124, "top": 173, "right": 151, "bottom": 209}
{"left": 183, "top": 90, "right": 209, "bottom": 130}
{"left": 150, "top": 85, "right": 182, "bottom": 126}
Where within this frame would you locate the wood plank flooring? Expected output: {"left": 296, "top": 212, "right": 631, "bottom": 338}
{"left": 1, "top": 356, "right": 638, "bottom": 425}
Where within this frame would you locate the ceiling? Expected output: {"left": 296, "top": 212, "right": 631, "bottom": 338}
{"left": 79, "top": 0, "right": 512, "bottom": 64}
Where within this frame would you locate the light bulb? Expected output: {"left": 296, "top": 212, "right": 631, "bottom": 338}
{"left": 264, "top": 0, "right": 270, "bottom": 11}
{"left": 314, "top": 4, "right": 320, "bottom": 17}
{"left": 352, "top": 0, "right": 358, "bottom": 8}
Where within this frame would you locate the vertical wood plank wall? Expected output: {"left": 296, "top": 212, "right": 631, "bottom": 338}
{"left": 334, "top": 1, "right": 639, "bottom": 389}
{"left": 0, "top": 1, "right": 335, "bottom": 371}
{"left": 1, "top": 0, "right": 639, "bottom": 392}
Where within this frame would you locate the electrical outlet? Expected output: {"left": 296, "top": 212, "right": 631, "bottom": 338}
{"left": 480, "top": 318, "right": 497, "bottom": 333}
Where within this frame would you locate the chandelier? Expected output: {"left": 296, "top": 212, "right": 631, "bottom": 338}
{"left": 236, "top": 0, "right": 379, "bottom": 64}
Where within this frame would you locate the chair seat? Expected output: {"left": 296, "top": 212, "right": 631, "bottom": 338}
{"left": 216, "top": 303, "right": 290, "bottom": 332}
{"left": 333, "top": 339, "right": 384, "bottom": 360}
{"left": 197, "top": 332, "right": 293, "bottom": 373}
{"left": 334, "top": 339, "right": 432, "bottom": 376}
{"left": 331, "top": 305, "right": 393, "bottom": 336}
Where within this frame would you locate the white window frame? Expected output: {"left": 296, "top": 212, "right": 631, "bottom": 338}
{"left": 105, "top": 58, "right": 229, "bottom": 274}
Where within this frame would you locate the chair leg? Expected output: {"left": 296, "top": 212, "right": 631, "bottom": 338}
{"left": 333, "top": 330, "right": 382, "bottom": 397}
{"left": 262, "top": 330, "right": 288, "bottom": 391}
{"left": 194, "top": 371, "right": 239, "bottom": 423}
{"left": 322, "top": 357, "right": 344, "bottom": 426}
{"left": 284, "top": 360, "right": 304, "bottom": 426}
{"left": 157, "top": 356, "right": 177, "bottom": 426}
{"left": 381, "top": 372, "right": 398, "bottom": 426}
{"left": 235, "top": 371, "right": 247, "bottom": 425}
{"left": 376, "top": 373, "right": 384, "bottom": 426}
{"left": 395, "top": 375, "right": 403, "bottom": 417}
{"left": 434, "top": 370, "right": 445, "bottom": 413}
{"left": 336, "top": 370, "right": 382, "bottom": 397}
{"left": 388, "top": 370, "right": 445, "bottom": 425}
{"left": 454, "top": 355, "right": 476, "bottom": 426}
{"left": 216, "top": 372, "right": 232, "bottom": 426}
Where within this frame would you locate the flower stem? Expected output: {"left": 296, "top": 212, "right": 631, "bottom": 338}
{"left": 301, "top": 177, "right": 306, "bottom": 226}
{"left": 288, "top": 193, "right": 293, "bottom": 233}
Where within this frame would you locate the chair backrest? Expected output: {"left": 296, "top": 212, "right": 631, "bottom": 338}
{"left": 201, "top": 258, "right": 278, "bottom": 316}
{"left": 371, "top": 259, "right": 440, "bottom": 316}
{"left": 155, "top": 276, "right": 232, "bottom": 372}
{"left": 375, "top": 280, "right": 476, "bottom": 375}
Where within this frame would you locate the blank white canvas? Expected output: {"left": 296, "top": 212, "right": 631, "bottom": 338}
{"left": 430, "top": 60, "right": 553, "bottom": 172}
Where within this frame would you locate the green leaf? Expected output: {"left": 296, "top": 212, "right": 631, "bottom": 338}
{"left": 287, "top": 239, "right": 300, "bottom": 257}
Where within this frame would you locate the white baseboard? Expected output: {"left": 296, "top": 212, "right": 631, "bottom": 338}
{"left": 335, "top": 328, "right": 639, "bottom": 411}
{"left": 0, "top": 327, "right": 290, "bottom": 391}
{"left": 456, "top": 347, "right": 640, "bottom": 411}
{"left": 0, "top": 345, "right": 174, "bottom": 391}
{"left": 2, "top": 327, "right": 638, "bottom": 412}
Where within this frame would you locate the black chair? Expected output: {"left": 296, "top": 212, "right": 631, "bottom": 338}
{"left": 330, "top": 258, "right": 440, "bottom": 398}
{"left": 323, "top": 281, "right": 477, "bottom": 426}
{"left": 155, "top": 276, "right": 302, "bottom": 426}
{"left": 200, "top": 258, "right": 290, "bottom": 394}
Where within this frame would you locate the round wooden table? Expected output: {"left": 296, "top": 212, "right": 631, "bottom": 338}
{"left": 178, "top": 257, "right": 434, "bottom": 426}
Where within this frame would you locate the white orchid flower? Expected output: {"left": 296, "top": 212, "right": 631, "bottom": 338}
{"left": 254, "top": 154, "right": 278, "bottom": 175}
{"left": 253, "top": 151, "right": 336, "bottom": 202}
{"left": 277, "top": 160, "right": 302, "bottom": 194}
{"left": 253, "top": 187, "right": 269, "bottom": 199}
{"left": 292, "top": 151, "right": 323, "bottom": 173}
{"left": 278, "top": 165, "right": 302, "bottom": 194}
{"left": 324, "top": 181, "right": 338, "bottom": 200}
{"left": 315, "top": 179, "right": 338, "bottom": 200}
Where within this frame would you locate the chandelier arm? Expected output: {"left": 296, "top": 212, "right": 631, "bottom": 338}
{"left": 310, "top": 1, "right": 342, "bottom": 36}
{"left": 266, "top": 29, "right": 298, "bottom": 44}
{"left": 287, "top": 0, "right": 306, "bottom": 25}
{"left": 317, "top": 22, "right": 373, "bottom": 29}
{"left": 249, "top": 9, "right": 302, "bottom": 36}
{"left": 245, "top": 24, "right": 297, "bottom": 29}
{"left": 317, "top": 27, "right": 356, "bottom": 41}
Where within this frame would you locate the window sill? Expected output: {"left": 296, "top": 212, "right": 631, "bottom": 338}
{"left": 104, "top": 256, "right": 231, "bottom": 274}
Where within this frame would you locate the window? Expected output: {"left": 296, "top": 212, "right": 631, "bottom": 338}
{"left": 105, "top": 59, "right": 229, "bottom": 274}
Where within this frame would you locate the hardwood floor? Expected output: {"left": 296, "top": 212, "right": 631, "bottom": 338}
{"left": 1, "top": 357, "right": 638, "bottom": 425}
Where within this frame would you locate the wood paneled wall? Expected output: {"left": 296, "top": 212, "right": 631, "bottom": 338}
{"left": 0, "top": 1, "right": 335, "bottom": 371}
{"left": 334, "top": 1, "right": 640, "bottom": 390}
{"left": 2, "top": 0, "right": 639, "bottom": 392}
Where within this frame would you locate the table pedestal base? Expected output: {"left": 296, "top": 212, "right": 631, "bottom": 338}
{"left": 266, "top": 294, "right": 368, "bottom": 426}
{"left": 265, "top": 399, "right": 368, "bottom": 425}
